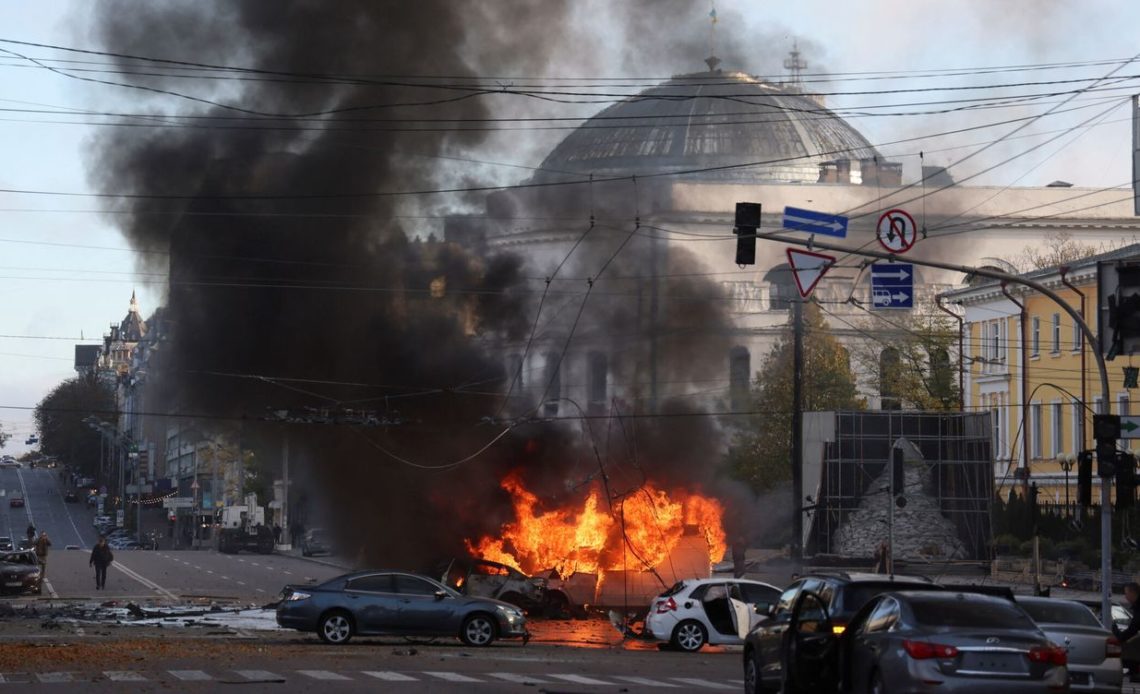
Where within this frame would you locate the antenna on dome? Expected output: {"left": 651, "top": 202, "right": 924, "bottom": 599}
{"left": 784, "top": 40, "right": 807, "bottom": 92}
{"left": 705, "top": 1, "right": 720, "bottom": 72}
{"left": 705, "top": 55, "right": 721, "bottom": 73}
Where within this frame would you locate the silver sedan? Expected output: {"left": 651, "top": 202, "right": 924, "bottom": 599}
{"left": 1016, "top": 596, "right": 1122, "bottom": 692}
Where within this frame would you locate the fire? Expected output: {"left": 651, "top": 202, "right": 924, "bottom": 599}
{"left": 466, "top": 471, "right": 726, "bottom": 581}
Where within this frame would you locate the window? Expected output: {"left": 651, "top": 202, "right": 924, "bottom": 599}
{"left": 1031, "top": 316, "right": 1040, "bottom": 356}
{"left": 1121, "top": 395, "right": 1131, "bottom": 451}
{"left": 729, "top": 347, "right": 751, "bottom": 410}
{"left": 1030, "top": 403, "right": 1043, "bottom": 459}
{"left": 864, "top": 597, "right": 901, "bottom": 634}
{"left": 508, "top": 354, "right": 524, "bottom": 387}
{"left": 1072, "top": 402, "right": 1084, "bottom": 454}
{"left": 392, "top": 574, "right": 440, "bottom": 596}
{"left": 543, "top": 352, "right": 560, "bottom": 416}
{"left": 1051, "top": 314, "right": 1061, "bottom": 353}
{"left": 1050, "top": 402, "right": 1063, "bottom": 458}
{"left": 347, "top": 574, "right": 395, "bottom": 593}
{"left": 587, "top": 351, "right": 608, "bottom": 407}
{"left": 988, "top": 321, "right": 1002, "bottom": 361}
{"left": 1095, "top": 397, "right": 1105, "bottom": 415}
{"left": 1072, "top": 320, "right": 1081, "bottom": 351}
{"left": 765, "top": 264, "right": 796, "bottom": 310}
{"left": 879, "top": 348, "right": 901, "bottom": 411}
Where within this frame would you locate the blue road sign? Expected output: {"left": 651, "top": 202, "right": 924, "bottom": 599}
{"left": 870, "top": 263, "right": 913, "bottom": 309}
{"left": 783, "top": 206, "right": 848, "bottom": 238}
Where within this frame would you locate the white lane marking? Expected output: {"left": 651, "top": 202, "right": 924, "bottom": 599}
{"left": 549, "top": 674, "right": 613, "bottom": 685}
{"left": 15, "top": 466, "right": 33, "bottom": 526}
{"left": 104, "top": 671, "right": 148, "bottom": 681}
{"left": 614, "top": 675, "right": 680, "bottom": 687}
{"left": 36, "top": 672, "right": 73, "bottom": 683}
{"left": 205, "top": 570, "right": 215, "bottom": 575}
{"left": 362, "top": 671, "right": 418, "bottom": 682}
{"left": 169, "top": 670, "right": 212, "bottom": 681}
{"left": 255, "top": 588, "right": 265, "bottom": 593}
{"left": 43, "top": 577, "right": 58, "bottom": 599}
{"left": 234, "top": 670, "right": 285, "bottom": 681}
{"left": 220, "top": 575, "right": 229, "bottom": 580}
{"left": 283, "top": 571, "right": 293, "bottom": 576}
{"left": 249, "top": 562, "right": 261, "bottom": 567}
{"left": 111, "top": 561, "right": 178, "bottom": 600}
{"left": 672, "top": 677, "right": 736, "bottom": 690}
{"left": 423, "top": 671, "right": 484, "bottom": 682}
{"left": 298, "top": 670, "right": 352, "bottom": 681}
{"left": 236, "top": 581, "right": 246, "bottom": 586}
{"left": 490, "top": 672, "right": 552, "bottom": 684}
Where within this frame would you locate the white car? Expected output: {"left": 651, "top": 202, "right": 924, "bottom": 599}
{"left": 644, "top": 577, "right": 781, "bottom": 652}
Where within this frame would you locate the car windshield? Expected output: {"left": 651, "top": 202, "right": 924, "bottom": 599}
{"left": 2, "top": 553, "right": 34, "bottom": 565}
{"left": 1018, "top": 600, "right": 1101, "bottom": 627}
{"left": 909, "top": 595, "right": 1036, "bottom": 629}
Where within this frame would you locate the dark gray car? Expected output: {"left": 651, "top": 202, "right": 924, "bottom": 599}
{"left": 276, "top": 570, "right": 529, "bottom": 646}
{"left": 1015, "top": 596, "right": 1122, "bottom": 692}
{"left": 786, "top": 590, "right": 1069, "bottom": 693}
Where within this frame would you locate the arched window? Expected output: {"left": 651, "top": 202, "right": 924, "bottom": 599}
{"left": 729, "top": 346, "right": 751, "bottom": 410}
{"left": 879, "top": 347, "right": 901, "bottom": 410}
{"left": 543, "top": 351, "right": 561, "bottom": 416}
{"left": 764, "top": 264, "right": 797, "bottom": 310}
{"left": 587, "top": 351, "right": 608, "bottom": 410}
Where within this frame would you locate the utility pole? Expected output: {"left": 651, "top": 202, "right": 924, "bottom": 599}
{"left": 281, "top": 433, "right": 290, "bottom": 548}
{"left": 791, "top": 297, "right": 804, "bottom": 561}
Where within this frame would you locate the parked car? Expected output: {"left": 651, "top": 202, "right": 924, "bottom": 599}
{"left": 1016, "top": 595, "right": 1122, "bottom": 692}
{"left": 16, "top": 539, "right": 31, "bottom": 551}
{"left": 743, "top": 571, "right": 939, "bottom": 694}
{"left": 779, "top": 590, "right": 1068, "bottom": 693}
{"left": 299, "top": 529, "right": 332, "bottom": 557}
{"left": 1079, "top": 598, "right": 1133, "bottom": 632}
{"left": 0, "top": 538, "right": 12, "bottom": 552}
{"left": 9, "top": 493, "right": 24, "bottom": 508}
{"left": 644, "top": 577, "right": 781, "bottom": 652}
{"left": 276, "top": 570, "right": 529, "bottom": 646}
{"left": 63, "top": 491, "right": 78, "bottom": 503}
{"left": 0, "top": 550, "right": 42, "bottom": 595}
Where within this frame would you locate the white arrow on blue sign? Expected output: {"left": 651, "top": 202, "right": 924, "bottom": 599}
{"left": 782, "top": 206, "right": 848, "bottom": 238}
{"left": 870, "top": 263, "right": 913, "bottom": 309}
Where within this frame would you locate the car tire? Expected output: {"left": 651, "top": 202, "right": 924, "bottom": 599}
{"left": 671, "top": 619, "right": 707, "bottom": 652}
{"left": 317, "top": 610, "right": 354, "bottom": 645}
{"left": 460, "top": 613, "right": 498, "bottom": 647}
{"left": 743, "top": 648, "right": 761, "bottom": 694}
{"left": 869, "top": 669, "right": 887, "bottom": 694}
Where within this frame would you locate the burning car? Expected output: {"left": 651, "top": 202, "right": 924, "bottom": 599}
{"left": 441, "top": 558, "right": 549, "bottom": 614}
{"left": 0, "top": 550, "right": 42, "bottom": 595}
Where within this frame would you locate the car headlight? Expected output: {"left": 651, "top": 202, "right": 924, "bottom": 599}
{"left": 496, "top": 604, "right": 524, "bottom": 621}
{"left": 285, "top": 591, "right": 311, "bottom": 601}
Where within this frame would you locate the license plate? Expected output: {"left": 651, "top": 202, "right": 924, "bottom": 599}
{"left": 1069, "top": 671, "right": 1091, "bottom": 685}
{"left": 961, "top": 652, "right": 1027, "bottom": 673}
{"left": 5, "top": 581, "right": 23, "bottom": 587}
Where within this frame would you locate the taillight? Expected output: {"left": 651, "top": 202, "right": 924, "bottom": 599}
{"left": 1028, "top": 645, "right": 1068, "bottom": 666}
{"left": 1107, "top": 636, "right": 1123, "bottom": 658}
{"left": 655, "top": 597, "right": 677, "bottom": 614}
{"left": 902, "top": 640, "right": 959, "bottom": 659}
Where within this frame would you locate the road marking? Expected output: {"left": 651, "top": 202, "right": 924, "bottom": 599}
{"left": 298, "top": 670, "right": 352, "bottom": 681}
{"left": 490, "top": 672, "right": 552, "bottom": 684}
{"left": 672, "top": 677, "right": 735, "bottom": 689}
{"left": 549, "top": 674, "right": 613, "bottom": 685}
{"left": 255, "top": 588, "right": 265, "bottom": 593}
{"left": 249, "top": 562, "right": 261, "bottom": 567}
{"left": 104, "top": 671, "right": 148, "bottom": 681}
{"left": 363, "top": 671, "right": 418, "bottom": 682}
{"left": 169, "top": 670, "right": 212, "bottom": 681}
{"left": 206, "top": 570, "right": 215, "bottom": 575}
{"left": 614, "top": 676, "right": 680, "bottom": 687}
{"left": 283, "top": 570, "right": 293, "bottom": 576}
{"left": 42, "top": 577, "right": 58, "bottom": 599}
{"left": 36, "top": 672, "right": 73, "bottom": 683}
{"left": 220, "top": 575, "right": 229, "bottom": 580}
{"left": 423, "top": 671, "right": 484, "bottom": 682}
{"left": 111, "top": 562, "right": 178, "bottom": 600}
{"left": 236, "top": 581, "right": 246, "bottom": 586}
{"left": 234, "top": 670, "right": 285, "bottom": 682}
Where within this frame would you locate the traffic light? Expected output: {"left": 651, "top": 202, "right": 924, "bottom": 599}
{"left": 1077, "top": 450, "right": 1093, "bottom": 508}
{"left": 1117, "top": 452, "right": 1137, "bottom": 512}
{"left": 891, "top": 447, "right": 904, "bottom": 496}
{"left": 1100, "top": 261, "right": 1140, "bottom": 360}
{"left": 734, "top": 202, "right": 761, "bottom": 266}
{"left": 1095, "top": 414, "right": 1121, "bottom": 477}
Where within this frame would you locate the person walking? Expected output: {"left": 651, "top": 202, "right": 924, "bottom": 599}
{"left": 33, "top": 531, "right": 51, "bottom": 579}
{"left": 25, "top": 524, "right": 35, "bottom": 546}
{"left": 89, "top": 536, "right": 114, "bottom": 590}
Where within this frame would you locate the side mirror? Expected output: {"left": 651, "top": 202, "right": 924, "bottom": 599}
{"left": 767, "top": 603, "right": 778, "bottom": 617}
{"left": 434, "top": 590, "right": 448, "bottom": 601}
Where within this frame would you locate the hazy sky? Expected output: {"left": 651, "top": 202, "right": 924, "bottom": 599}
{"left": 1, "top": 1, "right": 1138, "bottom": 455}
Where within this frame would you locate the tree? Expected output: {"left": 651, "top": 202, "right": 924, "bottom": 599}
{"left": 0, "top": 423, "right": 9, "bottom": 450}
{"left": 850, "top": 304, "right": 961, "bottom": 411}
{"left": 1014, "top": 231, "right": 1114, "bottom": 272}
{"left": 728, "top": 302, "right": 865, "bottom": 493}
{"left": 33, "top": 375, "right": 117, "bottom": 476}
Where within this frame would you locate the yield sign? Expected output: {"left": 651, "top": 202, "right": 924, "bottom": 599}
{"left": 786, "top": 248, "right": 836, "bottom": 298}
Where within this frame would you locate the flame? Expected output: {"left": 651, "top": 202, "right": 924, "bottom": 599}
{"left": 466, "top": 470, "right": 725, "bottom": 582}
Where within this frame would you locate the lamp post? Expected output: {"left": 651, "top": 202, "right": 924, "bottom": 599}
{"left": 1059, "top": 453, "right": 1075, "bottom": 518}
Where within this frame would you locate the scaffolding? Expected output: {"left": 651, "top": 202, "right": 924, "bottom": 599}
{"left": 806, "top": 411, "right": 994, "bottom": 560}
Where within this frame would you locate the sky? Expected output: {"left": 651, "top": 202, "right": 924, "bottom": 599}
{"left": 0, "top": 0, "right": 1139, "bottom": 456}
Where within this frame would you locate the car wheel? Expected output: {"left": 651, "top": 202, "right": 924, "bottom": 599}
{"left": 460, "top": 613, "right": 497, "bottom": 647}
{"left": 671, "top": 619, "right": 707, "bottom": 652}
{"left": 317, "top": 610, "right": 354, "bottom": 645}
{"left": 870, "top": 669, "right": 886, "bottom": 694}
{"left": 743, "top": 649, "right": 761, "bottom": 694}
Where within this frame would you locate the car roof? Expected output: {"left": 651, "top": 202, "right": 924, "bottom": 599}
{"left": 805, "top": 571, "right": 935, "bottom": 584}
{"left": 892, "top": 590, "right": 1015, "bottom": 606}
{"left": 684, "top": 577, "right": 781, "bottom": 589}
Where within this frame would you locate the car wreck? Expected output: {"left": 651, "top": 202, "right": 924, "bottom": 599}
{"left": 438, "top": 558, "right": 595, "bottom": 618}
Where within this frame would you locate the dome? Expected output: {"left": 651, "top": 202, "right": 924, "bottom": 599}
{"left": 533, "top": 69, "right": 883, "bottom": 185}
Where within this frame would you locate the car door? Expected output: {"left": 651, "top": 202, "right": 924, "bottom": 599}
{"left": 392, "top": 574, "right": 455, "bottom": 635}
{"left": 846, "top": 596, "right": 899, "bottom": 690}
{"left": 757, "top": 580, "right": 805, "bottom": 685}
{"left": 343, "top": 574, "right": 399, "bottom": 634}
{"left": 785, "top": 590, "right": 840, "bottom": 694}
{"left": 731, "top": 582, "right": 782, "bottom": 638}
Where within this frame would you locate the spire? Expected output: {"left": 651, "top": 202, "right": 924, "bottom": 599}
{"left": 705, "top": 1, "right": 719, "bottom": 72}
{"left": 129, "top": 290, "right": 139, "bottom": 314}
{"left": 783, "top": 40, "right": 807, "bottom": 92}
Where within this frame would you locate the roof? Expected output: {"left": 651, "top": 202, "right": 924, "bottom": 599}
{"left": 531, "top": 70, "right": 884, "bottom": 185}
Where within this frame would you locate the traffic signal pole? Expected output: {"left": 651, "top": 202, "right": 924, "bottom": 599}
{"left": 750, "top": 228, "right": 1114, "bottom": 625}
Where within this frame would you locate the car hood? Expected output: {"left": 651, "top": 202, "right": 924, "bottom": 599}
{"left": 0, "top": 565, "right": 38, "bottom": 577}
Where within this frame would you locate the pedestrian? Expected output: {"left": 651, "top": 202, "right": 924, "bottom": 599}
{"left": 25, "top": 523, "right": 35, "bottom": 545}
{"left": 89, "top": 536, "right": 114, "bottom": 590}
{"left": 873, "top": 540, "right": 891, "bottom": 574}
{"left": 1115, "top": 581, "right": 1140, "bottom": 682}
{"left": 731, "top": 536, "right": 747, "bottom": 579}
{"left": 273, "top": 524, "right": 282, "bottom": 544}
{"left": 33, "top": 531, "right": 51, "bottom": 579}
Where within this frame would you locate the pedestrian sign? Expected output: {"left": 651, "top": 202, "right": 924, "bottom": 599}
{"left": 870, "top": 263, "right": 914, "bottom": 309}
{"left": 786, "top": 248, "right": 835, "bottom": 298}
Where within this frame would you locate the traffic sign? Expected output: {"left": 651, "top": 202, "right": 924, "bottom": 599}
{"left": 877, "top": 209, "right": 917, "bottom": 253}
{"left": 870, "top": 263, "right": 914, "bottom": 309}
{"left": 786, "top": 248, "right": 835, "bottom": 298}
{"left": 783, "top": 206, "right": 848, "bottom": 238}
{"left": 1121, "top": 416, "right": 1140, "bottom": 439}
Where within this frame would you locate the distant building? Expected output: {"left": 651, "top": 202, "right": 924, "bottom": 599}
{"left": 73, "top": 344, "right": 102, "bottom": 376}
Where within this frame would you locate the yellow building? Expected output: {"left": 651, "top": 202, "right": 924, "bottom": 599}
{"left": 942, "top": 244, "right": 1140, "bottom": 510}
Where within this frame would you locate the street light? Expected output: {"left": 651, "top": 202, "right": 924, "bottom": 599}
{"left": 1058, "top": 452, "right": 1075, "bottom": 518}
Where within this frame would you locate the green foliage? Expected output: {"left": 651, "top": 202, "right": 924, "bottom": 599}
{"left": 852, "top": 302, "right": 961, "bottom": 411}
{"left": 33, "top": 375, "right": 117, "bottom": 476}
{"left": 727, "top": 302, "right": 865, "bottom": 493}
